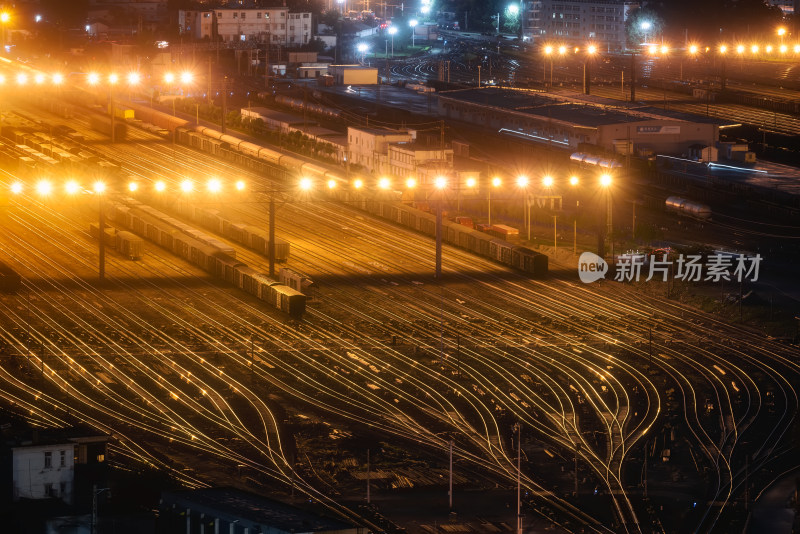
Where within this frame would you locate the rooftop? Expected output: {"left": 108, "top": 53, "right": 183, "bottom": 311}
{"left": 162, "top": 488, "right": 357, "bottom": 533}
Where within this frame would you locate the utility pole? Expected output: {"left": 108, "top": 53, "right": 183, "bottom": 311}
{"left": 221, "top": 76, "right": 228, "bottom": 134}
{"left": 435, "top": 198, "right": 443, "bottom": 280}
{"left": 265, "top": 31, "right": 272, "bottom": 91}
{"left": 574, "top": 443, "right": 580, "bottom": 496}
{"left": 553, "top": 215, "right": 557, "bottom": 251}
{"left": 516, "top": 423, "right": 522, "bottom": 534}
{"left": 269, "top": 191, "right": 276, "bottom": 278}
{"left": 449, "top": 439, "right": 454, "bottom": 509}
{"left": 98, "top": 194, "right": 105, "bottom": 282}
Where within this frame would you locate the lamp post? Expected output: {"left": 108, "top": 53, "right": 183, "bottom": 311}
{"left": 543, "top": 45, "right": 552, "bottom": 87}
{"left": 583, "top": 44, "right": 597, "bottom": 95}
{"left": 488, "top": 176, "right": 501, "bottom": 226}
{"left": 92, "top": 485, "right": 111, "bottom": 534}
{"left": 516, "top": 175, "right": 531, "bottom": 241}
{"left": 640, "top": 20, "right": 651, "bottom": 45}
{"left": 600, "top": 174, "right": 612, "bottom": 261}
{"left": 357, "top": 42, "right": 368, "bottom": 64}
{"left": 0, "top": 11, "right": 9, "bottom": 51}
{"left": 410, "top": 19, "right": 418, "bottom": 48}
{"left": 388, "top": 26, "right": 397, "bottom": 57}
{"left": 433, "top": 176, "right": 447, "bottom": 280}
{"left": 567, "top": 176, "right": 579, "bottom": 254}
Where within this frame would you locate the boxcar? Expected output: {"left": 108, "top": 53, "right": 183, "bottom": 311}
{"left": 116, "top": 231, "right": 143, "bottom": 260}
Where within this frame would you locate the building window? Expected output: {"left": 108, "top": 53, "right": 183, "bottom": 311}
{"left": 233, "top": 12, "right": 238, "bottom": 18}
{"left": 257, "top": 12, "right": 261, "bottom": 18}
{"left": 44, "top": 451, "right": 52, "bottom": 468}
{"left": 280, "top": 24, "right": 285, "bottom": 29}
{"left": 303, "top": 13, "right": 309, "bottom": 18}
{"left": 217, "top": 12, "right": 222, "bottom": 18}
{"left": 60, "top": 450, "right": 66, "bottom": 467}
{"left": 45, "top": 483, "right": 56, "bottom": 497}
{"left": 241, "top": 12, "right": 246, "bottom": 19}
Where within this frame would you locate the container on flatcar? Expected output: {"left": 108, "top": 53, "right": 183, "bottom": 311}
{"left": 488, "top": 224, "right": 519, "bottom": 241}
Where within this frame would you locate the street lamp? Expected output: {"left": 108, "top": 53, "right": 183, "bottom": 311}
{"left": 543, "top": 45, "right": 553, "bottom": 87}
{"left": 357, "top": 42, "right": 368, "bottom": 64}
{"left": 640, "top": 20, "right": 651, "bottom": 44}
{"left": 488, "top": 176, "right": 501, "bottom": 226}
{"left": 433, "top": 176, "right": 447, "bottom": 280}
{"left": 388, "top": 26, "right": 397, "bottom": 58}
{"left": 88, "top": 71, "right": 140, "bottom": 143}
{"left": 516, "top": 175, "right": 532, "bottom": 240}
{"left": 410, "top": 19, "right": 418, "bottom": 48}
{"left": 583, "top": 44, "right": 597, "bottom": 95}
{"left": 569, "top": 176, "right": 579, "bottom": 254}
{"left": 1, "top": 11, "right": 10, "bottom": 50}
{"left": 600, "top": 174, "right": 612, "bottom": 260}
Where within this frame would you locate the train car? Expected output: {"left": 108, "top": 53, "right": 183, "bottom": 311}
{"left": 0, "top": 260, "right": 22, "bottom": 293}
{"left": 273, "top": 284, "right": 306, "bottom": 317}
{"left": 665, "top": 196, "right": 712, "bottom": 220}
{"left": 89, "top": 223, "right": 117, "bottom": 247}
{"left": 180, "top": 123, "right": 548, "bottom": 278}
{"left": 116, "top": 231, "right": 143, "bottom": 260}
{"left": 90, "top": 116, "right": 127, "bottom": 140}
{"left": 487, "top": 224, "right": 520, "bottom": 241}
{"left": 511, "top": 246, "right": 548, "bottom": 278}
{"left": 242, "top": 226, "right": 290, "bottom": 262}
{"left": 489, "top": 239, "right": 514, "bottom": 265}
{"left": 128, "top": 103, "right": 189, "bottom": 132}
{"left": 280, "top": 267, "right": 315, "bottom": 295}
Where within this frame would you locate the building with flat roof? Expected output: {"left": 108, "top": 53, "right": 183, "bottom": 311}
{"left": 527, "top": 0, "right": 639, "bottom": 50}
{"left": 178, "top": 8, "right": 312, "bottom": 46}
{"left": 437, "top": 87, "right": 736, "bottom": 159}
{"left": 160, "top": 487, "right": 364, "bottom": 534}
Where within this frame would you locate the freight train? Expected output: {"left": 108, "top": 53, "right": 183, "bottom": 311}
{"left": 106, "top": 200, "right": 305, "bottom": 317}
{"left": 172, "top": 125, "right": 548, "bottom": 277}
{"left": 89, "top": 223, "right": 144, "bottom": 260}
{"left": 141, "top": 196, "right": 291, "bottom": 262}
{"left": 665, "top": 196, "right": 712, "bottom": 220}
{"left": 84, "top": 103, "right": 548, "bottom": 278}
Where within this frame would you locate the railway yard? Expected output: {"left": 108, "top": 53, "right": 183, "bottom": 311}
{"left": 1, "top": 86, "right": 800, "bottom": 534}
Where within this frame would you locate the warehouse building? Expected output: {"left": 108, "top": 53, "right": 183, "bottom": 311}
{"left": 437, "top": 87, "right": 734, "bottom": 159}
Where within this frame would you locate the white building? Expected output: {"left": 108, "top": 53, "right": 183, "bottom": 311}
{"left": 388, "top": 142, "right": 454, "bottom": 185}
{"left": 534, "top": 0, "right": 638, "bottom": 50}
{"left": 12, "top": 443, "right": 75, "bottom": 504}
{"left": 348, "top": 127, "right": 414, "bottom": 175}
{"left": 178, "top": 8, "right": 313, "bottom": 46}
